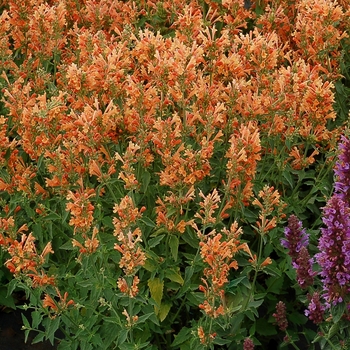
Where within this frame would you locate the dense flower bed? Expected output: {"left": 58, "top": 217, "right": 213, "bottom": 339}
{"left": 0, "top": 0, "right": 350, "bottom": 349}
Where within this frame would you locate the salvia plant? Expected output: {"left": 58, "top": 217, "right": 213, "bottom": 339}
{"left": 0, "top": 0, "right": 349, "bottom": 349}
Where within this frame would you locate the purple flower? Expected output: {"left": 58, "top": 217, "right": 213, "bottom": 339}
{"left": 316, "top": 194, "right": 350, "bottom": 306}
{"left": 334, "top": 136, "right": 350, "bottom": 204}
{"left": 282, "top": 215, "right": 315, "bottom": 288}
{"left": 295, "top": 246, "right": 315, "bottom": 289}
{"left": 243, "top": 338, "right": 254, "bottom": 350}
{"left": 305, "top": 292, "right": 325, "bottom": 325}
{"left": 273, "top": 301, "right": 288, "bottom": 331}
{"left": 282, "top": 215, "right": 309, "bottom": 262}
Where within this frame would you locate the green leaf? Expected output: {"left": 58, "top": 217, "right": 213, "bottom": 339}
{"left": 289, "top": 311, "right": 307, "bottom": 326}
{"left": 165, "top": 268, "right": 184, "bottom": 285}
{"left": 148, "top": 234, "right": 165, "bottom": 248}
{"left": 227, "top": 276, "right": 249, "bottom": 289}
{"left": 169, "top": 235, "right": 179, "bottom": 261}
{"left": 140, "top": 216, "right": 156, "bottom": 228}
{"left": 266, "top": 275, "right": 284, "bottom": 294}
{"left": 102, "top": 216, "right": 114, "bottom": 229}
{"left": 181, "top": 227, "right": 199, "bottom": 248}
{"left": 42, "top": 212, "right": 61, "bottom": 221}
{"left": 22, "top": 313, "right": 31, "bottom": 328}
{"left": 158, "top": 301, "right": 172, "bottom": 322}
{"left": 263, "top": 264, "right": 282, "bottom": 277}
{"left": 32, "top": 332, "right": 46, "bottom": 344}
{"left": 136, "top": 312, "right": 153, "bottom": 324}
{"left": 331, "top": 302, "right": 346, "bottom": 323}
{"left": 116, "top": 328, "right": 130, "bottom": 346}
{"left": 24, "top": 329, "right": 31, "bottom": 344}
{"left": 148, "top": 278, "right": 163, "bottom": 314}
{"left": 141, "top": 171, "right": 151, "bottom": 193}
{"left": 31, "top": 310, "right": 43, "bottom": 329}
{"left": 0, "top": 287, "right": 16, "bottom": 309}
{"left": 172, "top": 327, "right": 192, "bottom": 347}
{"left": 59, "top": 239, "right": 76, "bottom": 250}
{"left": 7, "top": 278, "right": 19, "bottom": 297}
{"left": 46, "top": 316, "right": 60, "bottom": 345}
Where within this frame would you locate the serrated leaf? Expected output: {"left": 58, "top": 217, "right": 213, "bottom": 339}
{"left": 158, "top": 301, "right": 172, "bottom": 322}
{"left": 0, "top": 287, "right": 16, "bottom": 309}
{"left": 141, "top": 171, "right": 151, "bottom": 193}
{"left": 289, "top": 311, "right": 307, "bottom": 326}
{"left": 140, "top": 216, "right": 156, "bottom": 228}
{"left": 59, "top": 239, "right": 76, "bottom": 250}
{"left": 31, "top": 310, "right": 42, "bottom": 329}
{"left": 136, "top": 312, "right": 153, "bottom": 324}
{"left": 102, "top": 216, "right": 114, "bottom": 229}
{"left": 169, "top": 235, "right": 179, "bottom": 261}
{"left": 148, "top": 278, "right": 163, "bottom": 314}
{"left": 266, "top": 275, "right": 284, "bottom": 294}
{"left": 227, "top": 276, "right": 249, "bottom": 288}
{"left": 282, "top": 170, "right": 294, "bottom": 188}
{"left": 46, "top": 316, "right": 60, "bottom": 345}
{"left": 172, "top": 327, "right": 192, "bottom": 347}
{"left": 7, "top": 278, "right": 19, "bottom": 297}
{"left": 331, "top": 302, "right": 346, "bottom": 324}
{"left": 148, "top": 234, "right": 165, "bottom": 248}
{"left": 32, "top": 332, "right": 45, "bottom": 344}
{"left": 263, "top": 264, "right": 282, "bottom": 277}
{"left": 143, "top": 259, "right": 157, "bottom": 273}
{"left": 165, "top": 268, "right": 184, "bottom": 285}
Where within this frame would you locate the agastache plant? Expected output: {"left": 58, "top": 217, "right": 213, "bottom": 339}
{"left": 316, "top": 135, "right": 350, "bottom": 307}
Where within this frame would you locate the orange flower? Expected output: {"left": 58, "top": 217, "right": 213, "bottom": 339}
{"left": 289, "top": 146, "right": 319, "bottom": 170}
{"left": 117, "top": 276, "right": 141, "bottom": 298}
{"left": 114, "top": 228, "right": 146, "bottom": 276}
{"left": 28, "top": 271, "right": 55, "bottom": 287}
{"left": 43, "top": 288, "right": 74, "bottom": 316}
{"left": 196, "top": 222, "right": 244, "bottom": 318}
{"left": 224, "top": 121, "right": 261, "bottom": 206}
{"left": 252, "top": 185, "right": 286, "bottom": 234}
{"left": 66, "top": 186, "right": 96, "bottom": 233}
{"left": 113, "top": 196, "right": 145, "bottom": 235}
{"left": 72, "top": 226, "right": 99, "bottom": 261}
{"left": 195, "top": 189, "right": 221, "bottom": 225}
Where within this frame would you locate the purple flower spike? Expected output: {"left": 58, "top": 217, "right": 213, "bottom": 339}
{"left": 334, "top": 136, "right": 350, "bottom": 204}
{"left": 305, "top": 292, "right": 325, "bottom": 325}
{"left": 282, "top": 215, "right": 309, "bottom": 262}
{"left": 273, "top": 301, "right": 288, "bottom": 331}
{"left": 243, "top": 338, "right": 254, "bottom": 350}
{"left": 316, "top": 194, "right": 350, "bottom": 306}
{"left": 295, "top": 246, "right": 315, "bottom": 289}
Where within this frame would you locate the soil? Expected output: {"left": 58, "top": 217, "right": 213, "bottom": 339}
{"left": 0, "top": 308, "right": 58, "bottom": 350}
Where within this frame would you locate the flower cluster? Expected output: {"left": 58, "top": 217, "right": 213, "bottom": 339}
{"left": 4, "top": 232, "right": 55, "bottom": 287}
{"left": 194, "top": 221, "right": 245, "bottom": 320}
{"left": 243, "top": 337, "right": 255, "bottom": 350}
{"left": 334, "top": 135, "right": 350, "bottom": 204}
{"left": 282, "top": 215, "right": 315, "bottom": 288}
{"left": 42, "top": 288, "right": 75, "bottom": 318}
{"left": 305, "top": 292, "right": 325, "bottom": 325}
{"left": 316, "top": 195, "right": 350, "bottom": 306}
{"left": 253, "top": 185, "right": 286, "bottom": 235}
{"left": 273, "top": 301, "right": 288, "bottom": 332}
{"left": 113, "top": 196, "right": 146, "bottom": 297}
{"left": 315, "top": 136, "right": 350, "bottom": 307}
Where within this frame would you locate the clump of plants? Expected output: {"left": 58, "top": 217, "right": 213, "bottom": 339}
{"left": 0, "top": 0, "right": 349, "bottom": 349}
